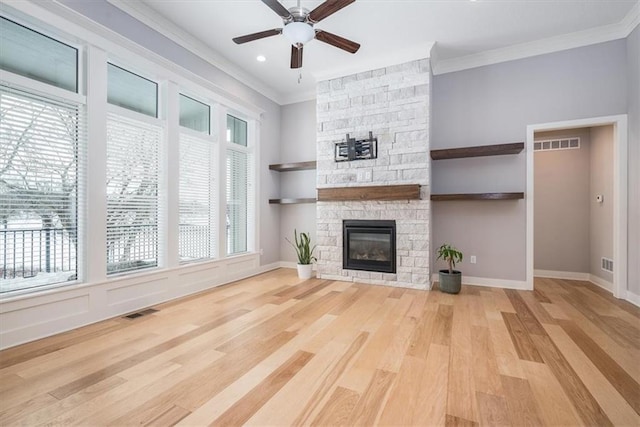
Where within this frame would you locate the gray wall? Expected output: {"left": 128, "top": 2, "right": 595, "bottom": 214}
{"left": 432, "top": 39, "right": 628, "bottom": 281}
{"left": 278, "top": 100, "right": 317, "bottom": 263}
{"left": 59, "top": 0, "right": 283, "bottom": 266}
{"left": 534, "top": 128, "right": 591, "bottom": 274}
{"left": 590, "top": 125, "right": 614, "bottom": 283}
{"left": 627, "top": 26, "right": 640, "bottom": 295}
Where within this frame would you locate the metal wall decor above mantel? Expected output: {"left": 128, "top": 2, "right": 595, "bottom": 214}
{"left": 335, "top": 131, "right": 377, "bottom": 162}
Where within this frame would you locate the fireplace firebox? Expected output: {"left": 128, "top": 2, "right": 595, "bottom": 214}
{"left": 343, "top": 220, "right": 396, "bottom": 273}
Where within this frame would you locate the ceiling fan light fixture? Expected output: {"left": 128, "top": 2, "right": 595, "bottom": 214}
{"left": 282, "top": 22, "right": 315, "bottom": 46}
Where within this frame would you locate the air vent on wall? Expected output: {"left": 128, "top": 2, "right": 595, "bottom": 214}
{"left": 534, "top": 137, "right": 580, "bottom": 151}
{"left": 601, "top": 257, "right": 613, "bottom": 273}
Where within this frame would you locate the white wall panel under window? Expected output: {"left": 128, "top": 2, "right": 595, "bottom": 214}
{"left": 106, "top": 112, "right": 161, "bottom": 275}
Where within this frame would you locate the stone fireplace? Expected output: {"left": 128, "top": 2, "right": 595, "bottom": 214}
{"left": 343, "top": 220, "right": 396, "bottom": 273}
{"left": 316, "top": 58, "right": 431, "bottom": 289}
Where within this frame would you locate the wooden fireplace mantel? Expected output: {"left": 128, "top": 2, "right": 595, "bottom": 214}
{"left": 317, "top": 184, "right": 421, "bottom": 202}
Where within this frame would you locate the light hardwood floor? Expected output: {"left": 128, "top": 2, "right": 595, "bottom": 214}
{"left": 1, "top": 269, "right": 639, "bottom": 426}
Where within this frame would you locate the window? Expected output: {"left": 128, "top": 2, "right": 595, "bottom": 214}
{"left": 107, "top": 63, "right": 158, "bottom": 117}
{"left": 179, "top": 95, "right": 215, "bottom": 262}
{"left": 227, "top": 114, "right": 247, "bottom": 147}
{"left": 226, "top": 114, "right": 253, "bottom": 255}
{"left": 0, "top": 85, "right": 84, "bottom": 293}
{"left": 106, "top": 113, "right": 161, "bottom": 275}
{"left": 0, "top": 17, "right": 78, "bottom": 92}
{"left": 179, "top": 94, "right": 209, "bottom": 133}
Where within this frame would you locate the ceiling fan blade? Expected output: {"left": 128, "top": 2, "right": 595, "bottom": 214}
{"left": 261, "top": 0, "right": 292, "bottom": 19}
{"left": 233, "top": 28, "right": 282, "bottom": 44}
{"left": 314, "top": 30, "right": 360, "bottom": 54}
{"left": 291, "top": 45, "right": 303, "bottom": 69}
{"left": 308, "top": 0, "right": 355, "bottom": 23}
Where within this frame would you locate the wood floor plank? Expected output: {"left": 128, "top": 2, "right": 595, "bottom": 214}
{"left": 501, "top": 312, "right": 544, "bottom": 363}
{"left": 500, "top": 375, "right": 545, "bottom": 426}
{"left": 544, "top": 324, "right": 640, "bottom": 426}
{"left": 471, "top": 325, "right": 503, "bottom": 396}
{"left": 49, "top": 309, "right": 249, "bottom": 399}
{"left": 445, "top": 414, "right": 479, "bottom": 427}
{"left": 310, "top": 386, "right": 360, "bottom": 427}
{"left": 486, "top": 318, "right": 526, "bottom": 379}
{"left": 504, "top": 290, "right": 547, "bottom": 335}
{"left": 476, "top": 392, "right": 511, "bottom": 427}
{"left": 292, "top": 331, "right": 369, "bottom": 425}
{"left": 529, "top": 333, "right": 613, "bottom": 426}
{"left": 558, "top": 318, "right": 640, "bottom": 414}
{"left": 347, "top": 369, "right": 396, "bottom": 426}
{"left": 212, "top": 350, "right": 314, "bottom": 426}
{"left": 447, "top": 295, "right": 479, "bottom": 423}
{"left": 433, "top": 303, "right": 454, "bottom": 346}
{"left": 521, "top": 360, "right": 583, "bottom": 427}
{"left": 144, "top": 404, "right": 190, "bottom": 426}
{"left": 413, "top": 343, "right": 450, "bottom": 426}
{"left": 1, "top": 270, "right": 638, "bottom": 426}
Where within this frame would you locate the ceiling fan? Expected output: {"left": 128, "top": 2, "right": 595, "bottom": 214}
{"left": 233, "top": 0, "right": 360, "bottom": 69}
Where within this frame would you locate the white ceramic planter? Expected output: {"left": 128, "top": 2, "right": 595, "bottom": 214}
{"left": 296, "top": 263, "right": 313, "bottom": 279}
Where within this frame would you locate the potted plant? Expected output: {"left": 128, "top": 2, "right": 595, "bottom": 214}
{"left": 286, "top": 229, "right": 317, "bottom": 279}
{"left": 437, "top": 243, "right": 463, "bottom": 294}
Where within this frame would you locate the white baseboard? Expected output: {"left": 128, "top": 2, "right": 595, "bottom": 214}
{"left": 534, "top": 269, "right": 590, "bottom": 281}
{"left": 431, "top": 274, "right": 529, "bottom": 290}
{"left": 623, "top": 290, "right": 640, "bottom": 307}
{"left": 278, "top": 261, "right": 317, "bottom": 271}
{"left": 533, "top": 269, "right": 614, "bottom": 292}
{"left": 588, "top": 274, "right": 613, "bottom": 292}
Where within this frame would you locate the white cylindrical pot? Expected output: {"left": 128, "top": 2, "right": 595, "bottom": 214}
{"left": 297, "top": 263, "right": 313, "bottom": 279}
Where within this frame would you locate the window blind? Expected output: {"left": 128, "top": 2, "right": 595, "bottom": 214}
{"left": 0, "top": 85, "right": 85, "bottom": 293}
{"left": 226, "top": 149, "right": 250, "bottom": 255}
{"left": 106, "top": 112, "right": 161, "bottom": 275}
{"left": 179, "top": 133, "right": 215, "bottom": 261}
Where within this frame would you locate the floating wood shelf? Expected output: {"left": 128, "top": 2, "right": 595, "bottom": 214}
{"left": 431, "top": 192, "right": 524, "bottom": 201}
{"left": 269, "top": 198, "right": 317, "bottom": 205}
{"left": 317, "top": 184, "right": 421, "bottom": 202}
{"left": 269, "top": 161, "right": 317, "bottom": 172}
{"left": 431, "top": 142, "right": 524, "bottom": 160}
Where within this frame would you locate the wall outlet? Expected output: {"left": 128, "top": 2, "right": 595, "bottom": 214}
{"left": 470, "top": 255, "right": 477, "bottom": 264}
{"left": 259, "top": 248, "right": 264, "bottom": 255}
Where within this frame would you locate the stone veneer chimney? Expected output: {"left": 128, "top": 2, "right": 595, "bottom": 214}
{"left": 316, "top": 59, "right": 431, "bottom": 289}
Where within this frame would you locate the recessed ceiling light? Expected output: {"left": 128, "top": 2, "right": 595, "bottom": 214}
{"left": 256, "top": 55, "right": 266, "bottom": 62}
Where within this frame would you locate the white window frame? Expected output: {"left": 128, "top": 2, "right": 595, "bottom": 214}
{"left": 0, "top": 70, "right": 86, "bottom": 295}
{"left": 177, "top": 92, "right": 218, "bottom": 263}
{"left": 219, "top": 108, "right": 258, "bottom": 258}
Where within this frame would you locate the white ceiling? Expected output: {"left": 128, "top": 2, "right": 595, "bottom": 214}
{"left": 112, "top": 0, "right": 638, "bottom": 104}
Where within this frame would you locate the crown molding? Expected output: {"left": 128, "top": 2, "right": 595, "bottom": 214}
{"left": 312, "top": 42, "right": 435, "bottom": 82}
{"left": 433, "top": 3, "right": 640, "bottom": 75}
{"left": 280, "top": 89, "right": 317, "bottom": 106}
{"left": 621, "top": 0, "right": 640, "bottom": 36}
{"left": 105, "top": 0, "right": 284, "bottom": 105}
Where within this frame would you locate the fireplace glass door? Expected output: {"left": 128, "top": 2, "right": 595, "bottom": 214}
{"left": 343, "top": 220, "right": 396, "bottom": 273}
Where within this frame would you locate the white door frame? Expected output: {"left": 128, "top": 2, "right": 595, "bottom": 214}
{"left": 526, "top": 115, "right": 628, "bottom": 298}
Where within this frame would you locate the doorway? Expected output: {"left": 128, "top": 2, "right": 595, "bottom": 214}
{"left": 526, "top": 115, "right": 628, "bottom": 299}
